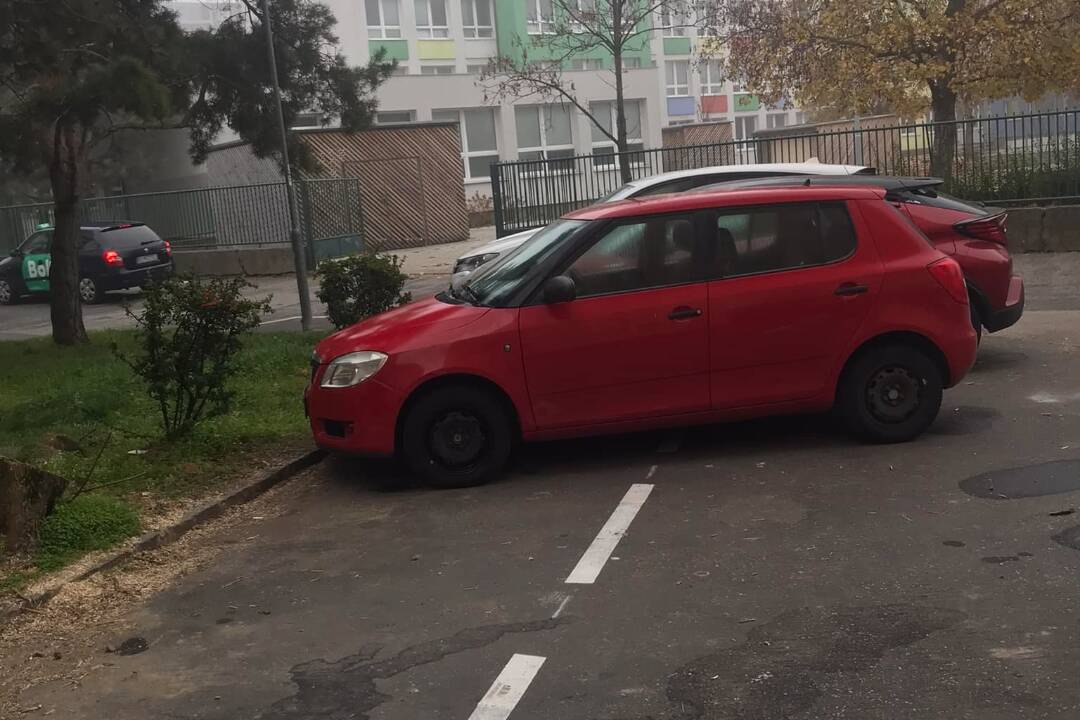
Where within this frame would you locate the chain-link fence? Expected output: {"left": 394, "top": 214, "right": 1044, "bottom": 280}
{"left": 0, "top": 178, "right": 365, "bottom": 261}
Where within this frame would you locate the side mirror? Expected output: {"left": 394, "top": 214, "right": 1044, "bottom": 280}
{"left": 543, "top": 275, "right": 576, "bottom": 304}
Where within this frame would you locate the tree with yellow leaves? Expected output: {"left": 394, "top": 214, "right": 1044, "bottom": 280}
{"left": 710, "top": 0, "right": 1080, "bottom": 176}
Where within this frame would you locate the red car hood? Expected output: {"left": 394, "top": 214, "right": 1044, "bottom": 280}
{"left": 315, "top": 296, "right": 490, "bottom": 361}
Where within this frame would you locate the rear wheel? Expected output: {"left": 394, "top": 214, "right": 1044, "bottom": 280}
{"left": 400, "top": 385, "right": 513, "bottom": 489}
{"left": 838, "top": 344, "right": 943, "bottom": 443}
{"left": 79, "top": 277, "right": 103, "bottom": 304}
{"left": 0, "top": 279, "right": 18, "bottom": 305}
{"left": 969, "top": 299, "right": 983, "bottom": 344}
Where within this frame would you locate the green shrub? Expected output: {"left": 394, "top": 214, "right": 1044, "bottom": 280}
{"left": 36, "top": 495, "right": 140, "bottom": 571}
{"left": 315, "top": 253, "right": 411, "bottom": 330}
{"left": 115, "top": 275, "right": 270, "bottom": 438}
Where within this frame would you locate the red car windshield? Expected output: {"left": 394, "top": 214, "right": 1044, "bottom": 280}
{"left": 465, "top": 219, "right": 587, "bottom": 306}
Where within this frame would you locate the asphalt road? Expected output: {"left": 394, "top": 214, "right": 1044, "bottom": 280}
{"left": 15, "top": 299, "right": 1080, "bottom": 717}
{"left": 0, "top": 274, "right": 452, "bottom": 339}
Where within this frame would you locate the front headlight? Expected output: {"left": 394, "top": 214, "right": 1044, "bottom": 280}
{"left": 320, "top": 351, "right": 388, "bottom": 388}
{"left": 454, "top": 252, "right": 500, "bottom": 274}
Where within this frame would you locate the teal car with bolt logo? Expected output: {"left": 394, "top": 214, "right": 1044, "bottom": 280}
{"left": 0, "top": 222, "right": 173, "bottom": 305}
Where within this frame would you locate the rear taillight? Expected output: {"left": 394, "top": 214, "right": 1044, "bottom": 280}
{"left": 955, "top": 212, "right": 1007, "bottom": 245}
{"left": 164, "top": 240, "right": 172, "bottom": 257}
{"left": 103, "top": 249, "right": 124, "bottom": 267}
{"left": 927, "top": 257, "right": 968, "bottom": 305}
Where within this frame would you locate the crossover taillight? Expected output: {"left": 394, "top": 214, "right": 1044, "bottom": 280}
{"left": 927, "top": 257, "right": 969, "bottom": 305}
{"left": 164, "top": 240, "right": 172, "bottom": 257}
{"left": 955, "top": 212, "right": 1007, "bottom": 246}
{"left": 102, "top": 249, "right": 124, "bottom": 267}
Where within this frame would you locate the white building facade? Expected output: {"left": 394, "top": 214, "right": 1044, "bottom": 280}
{"left": 325, "top": 0, "right": 805, "bottom": 197}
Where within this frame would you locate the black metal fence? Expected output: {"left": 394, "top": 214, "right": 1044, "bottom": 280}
{"left": 491, "top": 109, "right": 1080, "bottom": 237}
{"left": 0, "top": 178, "right": 365, "bottom": 261}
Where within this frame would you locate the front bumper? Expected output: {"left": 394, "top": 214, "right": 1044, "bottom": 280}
{"left": 304, "top": 374, "right": 403, "bottom": 456}
{"left": 983, "top": 274, "right": 1024, "bottom": 333}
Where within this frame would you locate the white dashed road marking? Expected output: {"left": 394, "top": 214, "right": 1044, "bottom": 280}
{"left": 565, "top": 483, "right": 654, "bottom": 584}
{"left": 551, "top": 594, "right": 572, "bottom": 619}
{"left": 467, "top": 654, "right": 546, "bottom": 720}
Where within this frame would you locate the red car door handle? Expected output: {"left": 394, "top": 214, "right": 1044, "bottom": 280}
{"left": 668, "top": 306, "right": 703, "bottom": 320}
{"left": 834, "top": 283, "right": 869, "bottom": 296}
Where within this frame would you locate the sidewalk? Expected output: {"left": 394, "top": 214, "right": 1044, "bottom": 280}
{"left": 392, "top": 226, "right": 495, "bottom": 276}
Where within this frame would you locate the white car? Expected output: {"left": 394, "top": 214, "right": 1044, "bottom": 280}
{"left": 453, "top": 162, "right": 873, "bottom": 277}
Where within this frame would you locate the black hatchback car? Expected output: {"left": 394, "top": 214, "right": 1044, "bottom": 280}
{"left": 0, "top": 222, "right": 173, "bottom": 305}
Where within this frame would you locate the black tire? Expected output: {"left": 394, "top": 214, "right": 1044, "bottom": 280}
{"left": 970, "top": 300, "right": 983, "bottom": 344}
{"left": 400, "top": 385, "right": 513, "bottom": 489}
{"left": 0, "top": 278, "right": 18, "bottom": 305}
{"left": 79, "top": 276, "right": 103, "bottom": 304}
{"left": 838, "top": 344, "right": 943, "bottom": 443}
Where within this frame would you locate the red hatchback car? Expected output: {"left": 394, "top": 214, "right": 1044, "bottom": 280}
{"left": 307, "top": 186, "right": 978, "bottom": 487}
{"left": 709, "top": 176, "right": 1024, "bottom": 338}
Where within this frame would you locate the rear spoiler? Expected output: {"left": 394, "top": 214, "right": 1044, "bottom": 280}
{"left": 99, "top": 223, "right": 146, "bottom": 233}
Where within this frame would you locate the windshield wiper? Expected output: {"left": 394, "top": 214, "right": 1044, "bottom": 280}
{"left": 459, "top": 283, "right": 482, "bottom": 306}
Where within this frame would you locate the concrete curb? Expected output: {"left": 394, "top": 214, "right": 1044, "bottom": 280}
{"left": 1, "top": 449, "right": 326, "bottom": 625}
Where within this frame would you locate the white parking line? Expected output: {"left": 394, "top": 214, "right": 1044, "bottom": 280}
{"left": 565, "top": 483, "right": 654, "bottom": 584}
{"left": 551, "top": 595, "right": 572, "bottom": 619}
{"left": 467, "top": 654, "right": 546, "bottom": 720}
{"left": 258, "top": 314, "right": 328, "bottom": 326}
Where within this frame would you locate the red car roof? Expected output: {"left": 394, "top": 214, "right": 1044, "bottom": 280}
{"left": 564, "top": 185, "right": 887, "bottom": 221}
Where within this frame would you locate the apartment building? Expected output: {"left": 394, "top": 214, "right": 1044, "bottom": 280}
{"left": 326, "top": 0, "right": 805, "bottom": 197}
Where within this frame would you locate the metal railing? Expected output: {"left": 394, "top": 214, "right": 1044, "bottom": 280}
{"left": 491, "top": 108, "right": 1080, "bottom": 236}
{"left": 0, "top": 178, "right": 366, "bottom": 260}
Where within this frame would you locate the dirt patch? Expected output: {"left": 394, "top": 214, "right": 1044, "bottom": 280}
{"left": 0, "top": 466, "right": 320, "bottom": 717}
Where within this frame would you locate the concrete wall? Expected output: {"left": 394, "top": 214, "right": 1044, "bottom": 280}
{"left": 1006, "top": 205, "right": 1080, "bottom": 254}
{"left": 172, "top": 246, "right": 296, "bottom": 276}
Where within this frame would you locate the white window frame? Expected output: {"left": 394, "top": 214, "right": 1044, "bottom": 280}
{"left": 766, "top": 112, "right": 788, "bottom": 129}
{"left": 590, "top": 101, "right": 646, "bottom": 172}
{"left": 375, "top": 110, "right": 416, "bottom": 124}
{"left": 461, "top": 0, "right": 494, "bottom": 38}
{"left": 366, "top": 0, "right": 401, "bottom": 39}
{"left": 414, "top": 0, "right": 449, "bottom": 38}
{"left": 420, "top": 64, "right": 455, "bottom": 75}
{"left": 568, "top": 0, "right": 595, "bottom": 31}
{"left": 659, "top": 4, "right": 687, "bottom": 37}
{"left": 700, "top": 60, "right": 724, "bottom": 95}
{"left": 516, "top": 105, "right": 575, "bottom": 174}
{"left": 568, "top": 58, "right": 603, "bottom": 71}
{"left": 665, "top": 60, "right": 689, "bottom": 97}
{"left": 526, "top": 0, "right": 555, "bottom": 35}
{"left": 433, "top": 108, "right": 500, "bottom": 181}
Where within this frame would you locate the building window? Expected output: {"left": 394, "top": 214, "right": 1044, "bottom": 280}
{"left": 420, "top": 64, "right": 454, "bottom": 75}
{"left": 622, "top": 56, "right": 643, "bottom": 69}
{"left": 414, "top": 0, "right": 448, "bottom": 37}
{"left": 590, "top": 100, "right": 645, "bottom": 168}
{"left": 365, "top": 0, "right": 401, "bottom": 38}
{"left": 767, "top": 113, "right": 787, "bottom": 129}
{"left": 794, "top": 111, "right": 808, "bottom": 125}
{"left": 665, "top": 60, "right": 689, "bottom": 96}
{"left": 391, "top": 65, "right": 409, "bottom": 75}
{"left": 659, "top": 5, "right": 687, "bottom": 36}
{"left": 515, "top": 105, "right": 575, "bottom": 168}
{"left": 734, "top": 115, "right": 757, "bottom": 139}
{"left": 568, "top": 0, "right": 595, "bottom": 29}
{"left": 462, "top": 0, "right": 493, "bottom": 37}
{"left": 433, "top": 108, "right": 500, "bottom": 180}
{"left": 466, "top": 63, "right": 489, "bottom": 74}
{"left": 700, "top": 60, "right": 724, "bottom": 95}
{"left": 526, "top": 0, "right": 555, "bottom": 35}
{"left": 568, "top": 58, "right": 603, "bottom": 71}
{"left": 376, "top": 110, "right": 415, "bottom": 124}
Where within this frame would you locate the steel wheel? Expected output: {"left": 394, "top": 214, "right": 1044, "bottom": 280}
{"left": 79, "top": 277, "right": 100, "bottom": 304}
{"left": 428, "top": 410, "right": 488, "bottom": 471}
{"left": 866, "top": 365, "right": 922, "bottom": 424}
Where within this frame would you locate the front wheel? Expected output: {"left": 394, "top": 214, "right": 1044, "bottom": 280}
{"left": 400, "top": 385, "right": 513, "bottom": 488}
{"left": 0, "top": 278, "right": 18, "bottom": 305}
{"left": 79, "top": 277, "right": 103, "bottom": 304}
{"left": 838, "top": 344, "right": 943, "bottom": 443}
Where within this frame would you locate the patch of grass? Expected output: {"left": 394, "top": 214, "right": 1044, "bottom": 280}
{"left": 35, "top": 495, "right": 141, "bottom": 571}
{"left": 0, "top": 329, "right": 325, "bottom": 586}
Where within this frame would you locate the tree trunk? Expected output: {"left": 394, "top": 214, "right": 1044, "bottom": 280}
{"left": 47, "top": 122, "right": 88, "bottom": 346}
{"left": 1, "top": 457, "right": 68, "bottom": 554}
{"left": 612, "top": 0, "right": 632, "bottom": 184}
{"left": 929, "top": 82, "right": 958, "bottom": 182}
